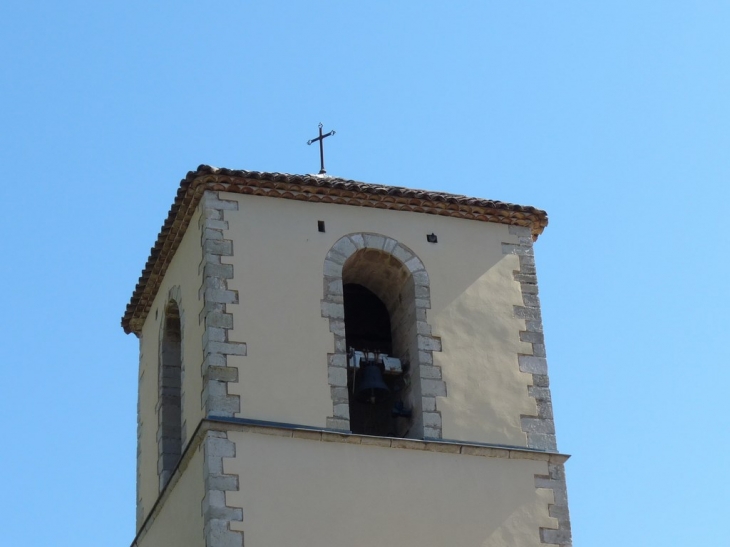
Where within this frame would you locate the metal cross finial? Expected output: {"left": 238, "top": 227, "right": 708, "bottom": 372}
{"left": 307, "top": 122, "right": 336, "bottom": 174}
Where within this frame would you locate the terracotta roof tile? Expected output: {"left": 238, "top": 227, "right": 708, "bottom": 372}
{"left": 121, "top": 165, "right": 548, "bottom": 334}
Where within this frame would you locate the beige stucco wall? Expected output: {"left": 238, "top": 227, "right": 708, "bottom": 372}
{"left": 136, "top": 443, "right": 205, "bottom": 547}
{"left": 221, "top": 193, "right": 536, "bottom": 446}
{"left": 225, "top": 430, "right": 555, "bottom": 547}
{"left": 137, "top": 207, "right": 205, "bottom": 521}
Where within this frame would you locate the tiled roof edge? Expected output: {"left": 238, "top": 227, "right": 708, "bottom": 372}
{"left": 121, "top": 165, "right": 548, "bottom": 334}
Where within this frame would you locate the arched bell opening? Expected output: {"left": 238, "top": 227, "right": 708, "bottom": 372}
{"left": 344, "top": 284, "right": 397, "bottom": 436}
{"left": 342, "top": 249, "right": 417, "bottom": 437}
{"left": 158, "top": 300, "right": 182, "bottom": 490}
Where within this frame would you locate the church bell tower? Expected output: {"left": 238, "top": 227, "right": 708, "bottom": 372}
{"left": 123, "top": 165, "right": 573, "bottom": 547}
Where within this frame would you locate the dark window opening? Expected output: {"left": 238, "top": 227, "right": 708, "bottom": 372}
{"left": 158, "top": 302, "right": 182, "bottom": 490}
{"left": 344, "top": 284, "right": 407, "bottom": 437}
{"left": 344, "top": 284, "right": 392, "bottom": 355}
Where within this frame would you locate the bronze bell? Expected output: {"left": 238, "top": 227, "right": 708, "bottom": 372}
{"left": 355, "top": 362, "right": 389, "bottom": 403}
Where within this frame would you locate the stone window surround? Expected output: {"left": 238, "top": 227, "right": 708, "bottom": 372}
{"left": 321, "top": 233, "right": 445, "bottom": 439}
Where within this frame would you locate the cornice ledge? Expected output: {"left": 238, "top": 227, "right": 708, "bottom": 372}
{"left": 202, "top": 417, "right": 570, "bottom": 464}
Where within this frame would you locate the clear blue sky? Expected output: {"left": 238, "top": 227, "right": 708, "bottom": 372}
{"left": 1, "top": 2, "right": 728, "bottom": 545}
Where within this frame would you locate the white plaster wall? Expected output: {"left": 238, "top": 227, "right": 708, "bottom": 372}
{"left": 221, "top": 193, "right": 536, "bottom": 446}
{"left": 137, "top": 207, "right": 205, "bottom": 521}
{"left": 224, "top": 430, "right": 556, "bottom": 547}
{"left": 137, "top": 444, "right": 205, "bottom": 547}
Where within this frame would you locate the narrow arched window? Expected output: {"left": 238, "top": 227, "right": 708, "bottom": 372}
{"left": 158, "top": 301, "right": 182, "bottom": 490}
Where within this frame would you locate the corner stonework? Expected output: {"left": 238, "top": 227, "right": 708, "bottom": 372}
{"left": 198, "top": 191, "right": 246, "bottom": 547}
{"left": 203, "top": 430, "right": 244, "bottom": 547}
{"left": 198, "top": 192, "right": 246, "bottom": 418}
{"left": 502, "top": 225, "right": 572, "bottom": 546}
{"left": 535, "top": 461, "right": 572, "bottom": 547}
{"left": 502, "top": 225, "right": 556, "bottom": 452}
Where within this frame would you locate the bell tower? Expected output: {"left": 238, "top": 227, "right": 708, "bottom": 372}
{"left": 123, "top": 166, "right": 573, "bottom": 547}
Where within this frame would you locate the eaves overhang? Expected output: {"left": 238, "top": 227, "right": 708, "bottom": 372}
{"left": 121, "top": 165, "right": 549, "bottom": 334}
